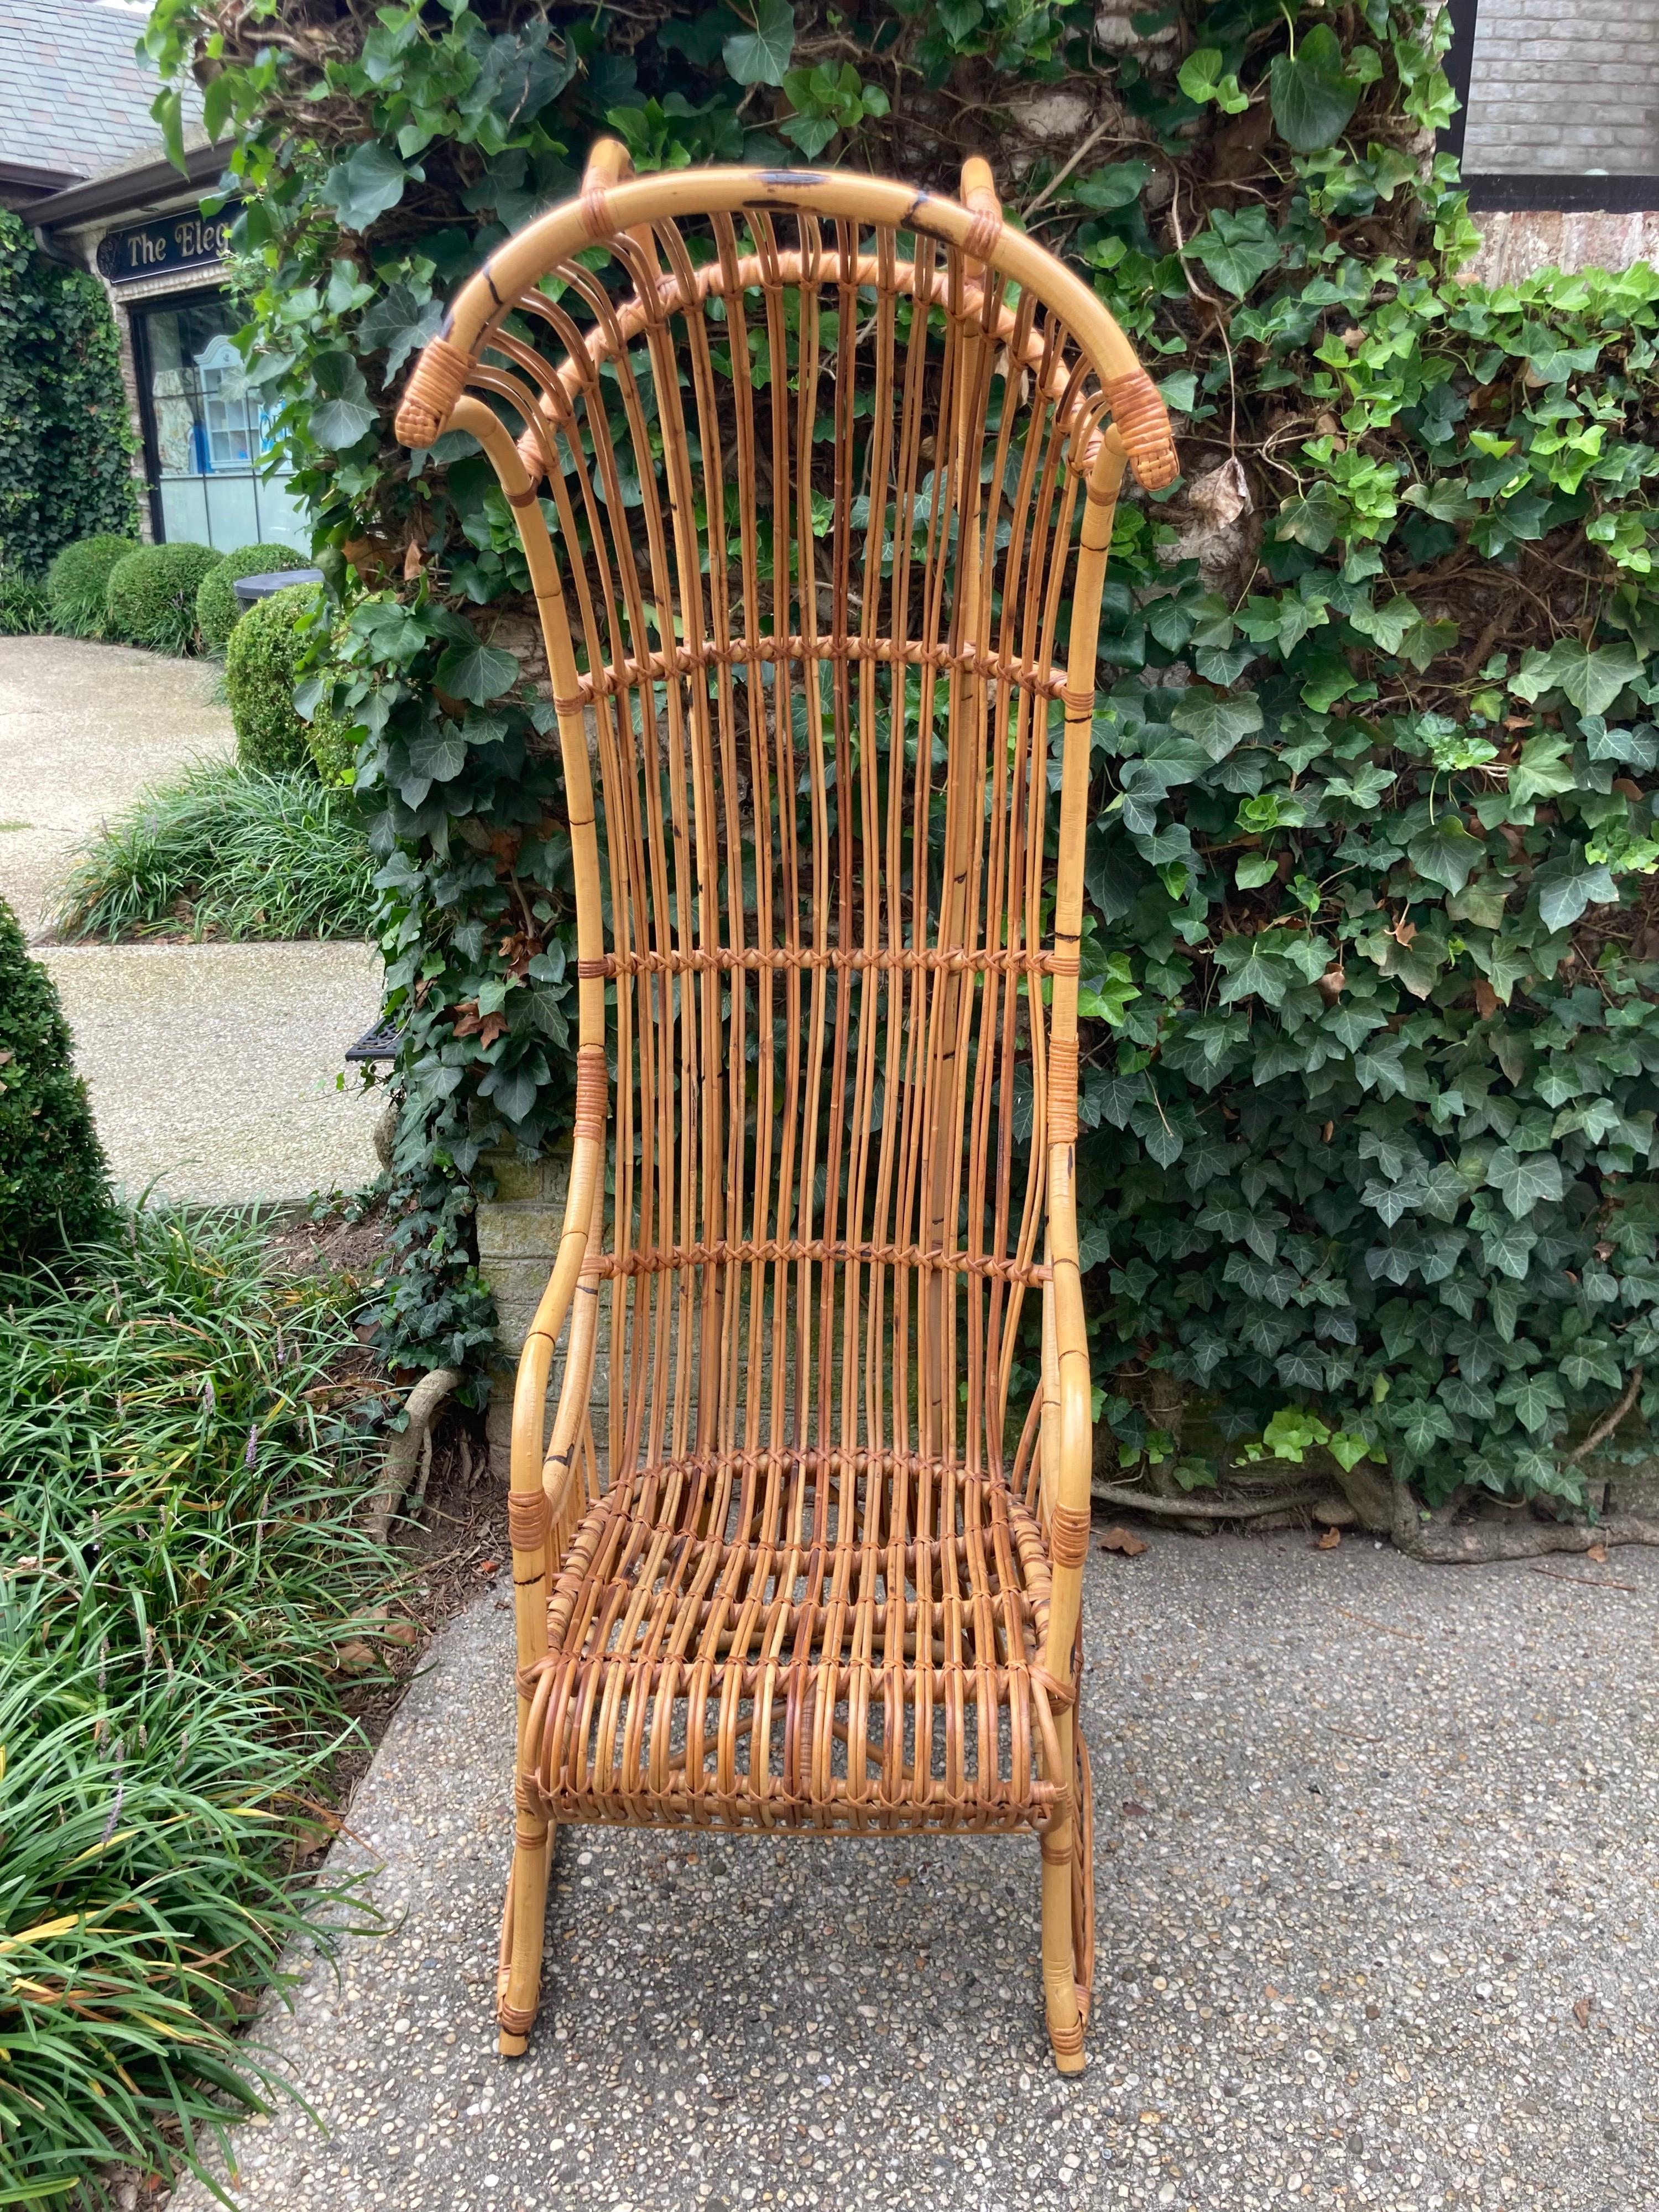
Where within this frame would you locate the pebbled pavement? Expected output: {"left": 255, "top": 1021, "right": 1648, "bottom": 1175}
{"left": 0, "top": 632, "right": 383, "bottom": 1204}
{"left": 40, "top": 938, "right": 383, "bottom": 1208}
{"left": 166, "top": 1528, "right": 1659, "bottom": 2212}
{"left": 0, "top": 635, "right": 232, "bottom": 938}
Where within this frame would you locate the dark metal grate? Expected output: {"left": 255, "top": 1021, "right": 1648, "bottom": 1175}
{"left": 346, "top": 1016, "right": 400, "bottom": 1063}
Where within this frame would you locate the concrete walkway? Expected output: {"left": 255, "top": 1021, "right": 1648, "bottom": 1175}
{"left": 0, "top": 635, "right": 383, "bottom": 1204}
{"left": 0, "top": 637, "right": 231, "bottom": 938}
{"left": 40, "top": 940, "right": 384, "bottom": 1206}
{"left": 169, "top": 1531, "right": 1658, "bottom": 2212}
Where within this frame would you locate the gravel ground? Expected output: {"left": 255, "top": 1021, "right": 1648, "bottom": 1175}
{"left": 0, "top": 635, "right": 231, "bottom": 937}
{"left": 168, "top": 1528, "right": 1659, "bottom": 2212}
{"left": 40, "top": 939, "right": 384, "bottom": 1206}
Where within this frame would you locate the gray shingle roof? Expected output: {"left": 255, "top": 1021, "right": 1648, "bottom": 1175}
{"left": 0, "top": 0, "right": 201, "bottom": 181}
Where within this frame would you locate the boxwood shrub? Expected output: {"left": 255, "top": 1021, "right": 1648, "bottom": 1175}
{"left": 104, "top": 541, "right": 218, "bottom": 655}
{"left": 0, "top": 890, "right": 108, "bottom": 1267}
{"left": 225, "top": 582, "right": 335, "bottom": 772}
{"left": 195, "top": 541, "right": 313, "bottom": 651}
{"left": 44, "top": 533, "right": 137, "bottom": 639}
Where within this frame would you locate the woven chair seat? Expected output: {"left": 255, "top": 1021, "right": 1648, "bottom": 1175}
{"left": 515, "top": 1454, "right": 1075, "bottom": 1835}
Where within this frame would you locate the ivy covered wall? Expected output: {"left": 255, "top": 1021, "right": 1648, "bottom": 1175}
{"left": 144, "top": 0, "right": 1659, "bottom": 1543}
{"left": 0, "top": 210, "right": 139, "bottom": 576}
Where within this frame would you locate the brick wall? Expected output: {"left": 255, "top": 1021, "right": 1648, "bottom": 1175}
{"left": 473, "top": 1146, "right": 611, "bottom": 1483}
{"left": 1462, "top": 0, "right": 1659, "bottom": 175}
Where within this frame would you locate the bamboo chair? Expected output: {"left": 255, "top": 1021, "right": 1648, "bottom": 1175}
{"left": 395, "top": 142, "right": 1177, "bottom": 2073}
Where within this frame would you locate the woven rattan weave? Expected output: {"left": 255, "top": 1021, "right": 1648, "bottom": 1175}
{"left": 395, "top": 142, "right": 1177, "bottom": 2073}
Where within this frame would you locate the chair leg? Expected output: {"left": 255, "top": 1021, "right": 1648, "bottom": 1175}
{"left": 497, "top": 1808, "right": 552, "bottom": 2058}
{"left": 1040, "top": 1710, "right": 1093, "bottom": 2074}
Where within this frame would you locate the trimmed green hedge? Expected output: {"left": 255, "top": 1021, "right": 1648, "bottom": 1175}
{"left": 0, "top": 891, "right": 108, "bottom": 1267}
{"left": 45, "top": 533, "right": 138, "bottom": 639}
{"left": 225, "top": 582, "right": 325, "bottom": 771}
{"left": 196, "top": 541, "right": 312, "bottom": 651}
{"left": 105, "top": 541, "right": 218, "bottom": 655}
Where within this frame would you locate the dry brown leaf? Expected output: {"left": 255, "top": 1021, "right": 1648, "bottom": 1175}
{"left": 476, "top": 1557, "right": 501, "bottom": 1576}
{"left": 1472, "top": 978, "right": 1499, "bottom": 1020}
{"left": 1099, "top": 1525, "right": 1149, "bottom": 1557}
{"left": 1314, "top": 1524, "right": 1341, "bottom": 1550}
{"left": 1573, "top": 1995, "right": 1595, "bottom": 2030}
{"left": 1392, "top": 915, "right": 1417, "bottom": 947}
{"left": 332, "top": 1638, "right": 377, "bottom": 1675}
{"left": 1588, "top": 1542, "right": 1609, "bottom": 1563}
{"left": 1121, "top": 1800, "right": 1151, "bottom": 1817}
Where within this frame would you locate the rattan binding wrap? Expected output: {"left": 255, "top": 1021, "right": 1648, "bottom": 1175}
{"left": 397, "top": 144, "right": 1177, "bottom": 2075}
{"left": 1103, "top": 367, "right": 1181, "bottom": 491}
{"left": 392, "top": 332, "right": 470, "bottom": 450}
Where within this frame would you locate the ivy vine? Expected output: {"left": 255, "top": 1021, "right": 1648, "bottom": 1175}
{"left": 0, "top": 210, "right": 138, "bottom": 577}
{"left": 145, "top": 0, "right": 1659, "bottom": 1527}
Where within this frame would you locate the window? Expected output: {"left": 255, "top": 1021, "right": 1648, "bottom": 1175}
{"left": 134, "top": 296, "right": 307, "bottom": 551}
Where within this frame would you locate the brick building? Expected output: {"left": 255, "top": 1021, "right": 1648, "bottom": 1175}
{"left": 1447, "top": 0, "right": 1659, "bottom": 279}
{"left": 0, "top": 0, "right": 305, "bottom": 552}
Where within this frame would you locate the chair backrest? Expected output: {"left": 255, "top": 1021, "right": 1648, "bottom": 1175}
{"left": 397, "top": 147, "right": 1175, "bottom": 1494}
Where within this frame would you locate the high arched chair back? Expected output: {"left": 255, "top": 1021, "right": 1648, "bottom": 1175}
{"left": 398, "top": 148, "right": 1173, "bottom": 1505}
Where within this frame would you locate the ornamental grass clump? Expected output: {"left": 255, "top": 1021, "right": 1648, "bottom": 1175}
{"left": 44, "top": 531, "right": 137, "bottom": 639}
{"left": 0, "top": 1206, "right": 392, "bottom": 2202}
{"left": 145, "top": 0, "right": 1659, "bottom": 1547}
{"left": 104, "top": 540, "right": 218, "bottom": 655}
{"left": 54, "top": 758, "right": 375, "bottom": 941}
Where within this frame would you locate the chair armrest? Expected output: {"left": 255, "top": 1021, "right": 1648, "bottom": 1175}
{"left": 1041, "top": 1140, "right": 1093, "bottom": 1678}
{"left": 508, "top": 1046, "right": 609, "bottom": 1511}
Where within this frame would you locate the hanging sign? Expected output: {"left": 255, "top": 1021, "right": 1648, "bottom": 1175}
{"left": 97, "top": 211, "right": 233, "bottom": 286}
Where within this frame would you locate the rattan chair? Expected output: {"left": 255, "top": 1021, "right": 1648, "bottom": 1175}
{"left": 395, "top": 142, "right": 1177, "bottom": 2073}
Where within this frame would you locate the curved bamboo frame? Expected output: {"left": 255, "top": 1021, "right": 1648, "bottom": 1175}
{"left": 395, "top": 143, "right": 1176, "bottom": 2074}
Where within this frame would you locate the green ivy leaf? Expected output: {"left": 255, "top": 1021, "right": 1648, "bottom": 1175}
{"left": 724, "top": 0, "right": 795, "bottom": 86}
{"left": 1215, "top": 938, "right": 1293, "bottom": 1009}
{"left": 1177, "top": 49, "right": 1250, "bottom": 113}
{"left": 407, "top": 726, "right": 468, "bottom": 784}
{"left": 1535, "top": 853, "right": 1619, "bottom": 931}
{"left": 310, "top": 352, "right": 378, "bottom": 448}
{"left": 1073, "top": 160, "right": 1151, "bottom": 212}
{"left": 524, "top": 984, "right": 571, "bottom": 1046}
{"left": 1275, "top": 482, "right": 1345, "bottom": 552}
{"left": 1486, "top": 1145, "right": 1566, "bottom": 1220}
{"left": 1406, "top": 812, "right": 1482, "bottom": 895}
{"left": 321, "top": 143, "right": 413, "bottom": 231}
{"left": 1507, "top": 732, "right": 1578, "bottom": 807}
{"left": 1189, "top": 207, "right": 1281, "bottom": 299}
{"left": 358, "top": 283, "right": 444, "bottom": 383}
{"left": 1512, "top": 639, "right": 1643, "bottom": 716}
{"left": 1269, "top": 23, "right": 1363, "bottom": 153}
{"left": 1501, "top": 1374, "right": 1565, "bottom": 1434}
{"left": 1168, "top": 688, "right": 1263, "bottom": 760}
{"left": 1441, "top": 1375, "right": 1496, "bottom": 1420}
{"left": 436, "top": 640, "right": 521, "bottom": 705}
{"left": 1561, "top": 1343, "right": 1623, "bottom": 1391}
